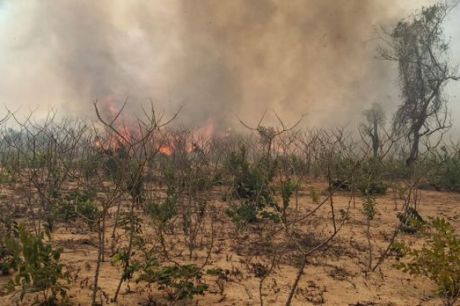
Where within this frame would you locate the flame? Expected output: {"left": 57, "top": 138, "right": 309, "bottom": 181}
{"left": 94, "top": 101, "right": 226, "bottom": 156}
{"left": 193, "top": 118, "right": 215, "bottom": 139}
{"left": 159, "top": 145, "right": 173, "bottom": 156}
{"left": 93, "top": 97, "right": 136, "bottom": 150}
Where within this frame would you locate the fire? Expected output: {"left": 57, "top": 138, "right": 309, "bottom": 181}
{"left": 159, "top": 145, "right": 173, "bottom": 156}
{"left": 193, "top": 118, "right": 215, "bottom": 139}
{"left": 94, "top": 99, "right": 225, "bottom": 157}
{"left": 93, "top": 97, "right": 137, "bottom": 150}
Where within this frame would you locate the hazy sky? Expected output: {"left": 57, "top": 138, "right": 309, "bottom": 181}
{"left": 444, "top": 3, "right": 460, "bottom": 135}
{"left": 0, "top": 1, "right": 459, "bottom": 134}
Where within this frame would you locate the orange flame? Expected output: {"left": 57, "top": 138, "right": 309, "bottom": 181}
{"left": 159, "top": 145, "right": 173, "bottom": 156}
{"left": 94, "top": 100, "right": 226, "bottom": 156}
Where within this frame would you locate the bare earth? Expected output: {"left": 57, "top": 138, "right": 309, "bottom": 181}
{"left": 1, "top": 184, "right": 459, "bottom": 306}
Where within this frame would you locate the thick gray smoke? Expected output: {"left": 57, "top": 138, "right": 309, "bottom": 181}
{"left": 0, "top": 0, "right": 450, "bottom": 130}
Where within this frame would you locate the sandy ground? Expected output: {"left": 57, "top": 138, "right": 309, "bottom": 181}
{"left": 1, "top": 184, "right": 459, "bottom": 306}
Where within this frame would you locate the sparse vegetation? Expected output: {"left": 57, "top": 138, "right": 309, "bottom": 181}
{"left": 396, "top": 218, "right": 460, "bottom": 306}
{"left": 0, "top": 2, "right": 459, "bottom": 306}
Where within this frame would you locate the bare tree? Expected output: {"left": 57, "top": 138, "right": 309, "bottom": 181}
{"left": 381, "top": 1, "right": 459, "bottom": 167}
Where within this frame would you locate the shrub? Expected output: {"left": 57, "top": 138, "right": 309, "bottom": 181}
{"left": 56, "top": 191, "right": 100, "bottom": 230}
{"left": 139, "top": 264, "right": 208, "bottom": 300}
{"left": 397, "top": 207, "right": 425, "bottom": 234}
{"left": 355, "top": 158, "right": 388, "bottom": 195}
{"left": 395, "top": 218, "right": 460, "bottom": 306}
{"left": 273, "top": 179, "right": 300, "bottom": 223}
{"left": 0, "top": 219, "right": 19, "bottom": 276}
{"left": 225, "top": 200, "right": 258, "bottom": 227}
{"left": 148, "top": 183, "right": 178, "bottom": 226}
{"left": 225, "top": 145, "right": 274, "bottom": 208}
{"left": 428, "top": 147, "right": 460, "bottom": 192}
{"left": 148, "top": 196, "right": 177, "bottom": 226}
{"left": 3, "top": 226, "right": 70, "bottom": 305}
{"left": 225, "top": 145, "right": 275, "bottom": 225}
{"left": 76, "top": 200, "right": 101, "bottom": 230}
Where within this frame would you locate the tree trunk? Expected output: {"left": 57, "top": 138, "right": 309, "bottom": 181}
{"left": 372, "top": 121, "right": 379, "bottom": 159}
{"left": 406, "top": 132, "right": 420, "bottom": 168}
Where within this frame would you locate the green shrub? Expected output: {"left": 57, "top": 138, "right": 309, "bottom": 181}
{"left": 3, "top": 226, "right": 70, "bottom": 305}
{"left": 148, "top": 197, "right": 177, "bottom": 225}
{"left": 362, "top": 194, "right": 376, "bottom": 221}
{"left": 395, "top": 218, "right": 460, "bottom": 306}
{"left": 139, "top": 264, "right": 207, "bottom": 300}
{"left": 397, "top": 207, "right": 425, "bottom": 234}
{"left": 148, "top": 184, "right": 178, "bottom": 225}
{"left": 224, "top": 145, "right": 276, "bottom": 225}
{"left": 56, "top": 191, "right": 100, "bottom": 230}
{"left": 76, "top": 200, "right": 101, "bottom": 230}
{"left": 225, "top": 201, "right": 258, "bottom": 227}
{"left": 0, "top": 218, "right": 19, "bottom": 276}
{"left": 429, "top": 147, "right": 460, "bottom": 192}
{"left": 273, "top": 179, "right": 300, "bottom": 223}
{"left": 225, "top": 145, "right": 274, "bottom": 208}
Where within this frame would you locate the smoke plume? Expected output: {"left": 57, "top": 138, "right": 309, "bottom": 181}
{"left": 0, "top": 0, "right": 438, "bottom": 129}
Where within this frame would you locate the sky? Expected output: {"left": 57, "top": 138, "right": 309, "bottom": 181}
{"left": 0, "top": 1, "right": 459, "bottom": 134}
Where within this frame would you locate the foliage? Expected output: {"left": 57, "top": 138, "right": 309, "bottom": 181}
{"left": 139, "top": 264, "right": 208, "bottom": 300}
{"left": 273, "top": 179, "right": 300, "bottom": 223}
{"left": 0, "top": 219, "right": 19, "bottom": 276}
{"left": 429, "top": 146, "right": 460, "bottom": 192}
{"left": 148, "top": 169, "right": 178, "bottom": 228}
{"left": 395, "top": 218, "right": 460, "bottom": 306}
{"left": 362, "top": 195, "right": 376, "bottom": 221}
{"left": 225, "top": 200, "right": 258, "bottom": 227}
{"left": 386, "top": 2, "right": 457, "bottom": 167}
{"left": 148, "top": 195, "right": 177, "bottom": 226}
{"left": 224, "top": 145, "right": 276, "bottom": 226}
{"left": 3, "top": 225, "right": 70, "bottom": 305}
{"left": 126, "top": 161, "right": 145, "bottom": 203}
{"left": 356, "top": 158, "right": 388, "bottom": 195}
{"left": 56, "top": 190, "right": 100, "bottom": 230}
{"left": 76, "top": 200, "right": 101, "bottom": 230}
{"left": 330, "top": 157, "right": 355, "bottom": 190}
{"left": 397, "top": 207, "right": 425, "bottom": 234}
{"left": 225, "top": 145, "right": 274, "bottom": 208}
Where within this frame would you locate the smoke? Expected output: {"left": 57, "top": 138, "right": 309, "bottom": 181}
{"left": 0, "top": 0, "right": 441, "bottom": 129}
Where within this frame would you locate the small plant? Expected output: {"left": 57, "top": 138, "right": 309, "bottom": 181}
{"left": 148, "top": 196, "right": 177, "bottom": 226}
{"left": 226, "top": 145, "right": 274, "bottom": 209}
{"left": 206, "top": 268, "right": 228, "bottom": 295}
{"left": 126, "top": 161, "right": 145, "bottom": 203}
{"left": 139, "top": 264, "right": 208, "bottom": 300}
{"left": 362, "top": 194, "right": 377, "bottom": 272}
{"left": 273, "top": 179, "right": 300, "bottom": 223}
{"left": 362, "top": 195, "right": 376, "bottom": 221}
{"left": 76, "top": 200, "right": 101, "bottom": 230}
{"left": 225, "top": 200, "right": 258, "bottom": 227}
{"left": 225, "top": 145, "right": 276, "bottom": 226}
{"left": 4, "top": 225, "right": 70, "bottom": 305}
{"left": 0, "top": 218, "right": 19, "bottom": 277}
{"left": 429, "top": 146, "right": 460, "bottom": 192}
{"left": 397, "top": 207, "right": 425, "bottom": 234}
{"left": 395, "top": 218, "right": 460, "bottom": 306}
{"left": 309, "top": 186, "right": 320, "bottom": 204}
{"left": 56, "top": 191, "right": 100, "bottom": 230}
